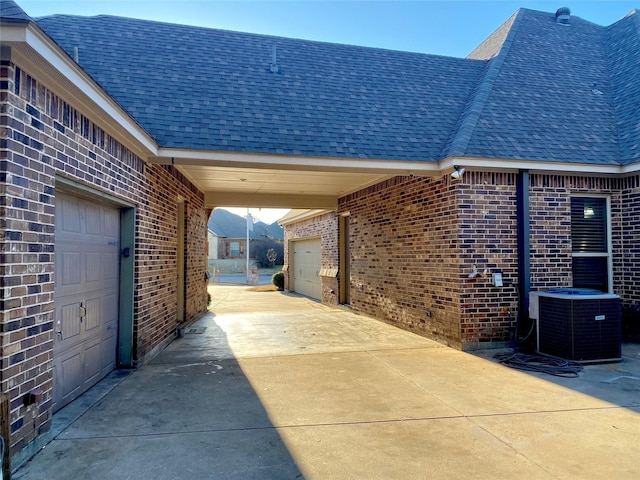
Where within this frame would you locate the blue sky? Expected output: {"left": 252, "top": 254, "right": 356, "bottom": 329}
{"left": 17, "top": 1, "right": 639, "bottom": 222}
{"left": 19, "top": 1, "right": 638, "bottom": 59}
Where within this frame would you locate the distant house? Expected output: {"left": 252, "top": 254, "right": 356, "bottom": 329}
{"left": 208, "top": 208, "right": 284, "bottom": 262}
{"left": 2, "top": 0, "right": 639, "bottom": 464}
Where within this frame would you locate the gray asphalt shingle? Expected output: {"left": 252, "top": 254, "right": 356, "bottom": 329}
{"left": 606, "top": 11, "right": 640, "bottom": 164}
{"left": 457, "top": 9, "right": 622, "bottom": 164}
{"left": 35, "top": 14, "right": 484, "bottom": 162}
{"left": 0, "top": 0, "right": 30, "bottom": 22}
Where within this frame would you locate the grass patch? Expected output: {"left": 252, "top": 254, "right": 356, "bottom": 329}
{"left": 247, "top": 285, "right": 279, "bottom": 292}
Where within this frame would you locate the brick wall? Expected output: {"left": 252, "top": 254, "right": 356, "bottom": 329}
{"left": 283, "top": 212, "right": 339, "bottom": 305}
{"left": 132, "top": 165, "right": 207, "bottom": 359}
{"left": 335, "top": 172, "right": 636, "bottom": 350}
{"left": 339, "top": 176, "right": 466, "bottom": 347}
{"left": 458, "top": 172, "right": 518, "bottom": 347}
{"left": 529, "top": 177, "right": 573, "bottom": 290}
{"left": 621, "top": 177, "right": 640, "bottom": 304}
{"left": 1, "top": 60, "right": 207, "bottom": 454}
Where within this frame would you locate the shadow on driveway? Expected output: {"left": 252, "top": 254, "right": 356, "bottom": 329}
{"left": 14, "top": 314, "right": 303, "bottom": 480}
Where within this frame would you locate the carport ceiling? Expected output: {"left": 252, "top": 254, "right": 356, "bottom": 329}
{"left": 152, "top": 152, "right": 440, "bottom": 209}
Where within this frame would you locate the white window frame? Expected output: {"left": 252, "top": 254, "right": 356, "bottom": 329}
{"left": 570, "top": 194, "right": 613, "bottom": 293}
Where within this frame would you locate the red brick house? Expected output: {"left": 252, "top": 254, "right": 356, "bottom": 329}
{"left": 1, "top": 0, "right": 639, "bottom": 464}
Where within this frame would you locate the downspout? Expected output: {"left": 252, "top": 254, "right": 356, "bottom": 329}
{"left": 516, "top": 169, "right": 531, "bottom": 349}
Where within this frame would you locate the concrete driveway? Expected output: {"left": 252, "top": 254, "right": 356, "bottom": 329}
{"left": 14, "top": 285, "right": 640, "bottom": 479}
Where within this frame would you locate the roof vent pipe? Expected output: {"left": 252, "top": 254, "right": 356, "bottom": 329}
{"left": 270, "top": 44, "right": 279, "bottom": 73}
{"left": 555, "top": 7, "right": 571, "bottom": 25}
{"left": 73, "top": 46, "right": 79, "bottom": 63}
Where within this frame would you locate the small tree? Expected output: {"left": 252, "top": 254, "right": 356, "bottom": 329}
{"left": 266, "top": 248, "right": 277, "bottom": 268}
{"left": 253, "top": 239, "right": 284, "bottom": 267}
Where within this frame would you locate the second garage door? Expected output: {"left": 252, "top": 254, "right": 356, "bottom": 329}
{"left": 292, "top": 238, "right": 321, "bottom": 300}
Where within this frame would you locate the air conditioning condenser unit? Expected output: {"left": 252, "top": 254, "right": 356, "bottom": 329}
{"left": 529, "top": 288, "right": 621, "bottom": 363}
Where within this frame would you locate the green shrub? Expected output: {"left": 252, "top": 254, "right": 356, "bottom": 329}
{"left": 207, "top": 292, "right": 212, "bottom": 307}
{"left": 272, "top": 271, "right": 285, "bottom": 290}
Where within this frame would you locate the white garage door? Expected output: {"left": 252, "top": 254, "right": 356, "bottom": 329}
{"left": 292, "top": 238, "right": 321, "bottom": 300}
{"left": 53, "top": 192, "right": 120, "bottom": 412}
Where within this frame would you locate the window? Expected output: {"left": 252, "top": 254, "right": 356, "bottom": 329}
{"left": 230, "top": 241, "right": 240, "bottom": 257}
{"left": 570, "top": 196, "right": 611, "bottom": 292}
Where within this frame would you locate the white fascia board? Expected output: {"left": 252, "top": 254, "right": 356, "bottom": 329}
{"left": 153, "top": 149, "right": 440, "bottom": 175}
{"left": 2, "top": 23, "right": 158, "bottom": 158}
{"left": 278, "top": 209, "right": 332, "bottom": 226}
{"left": 153, "top": 150, "right": 640, "bottom": 177}
{"left": 444, "top": 157, "right": 628, "bottom": 175}
{"left": 620, "top": 163, "right": 640, "bottom": 174}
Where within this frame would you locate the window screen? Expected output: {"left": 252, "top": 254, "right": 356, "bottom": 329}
{"left": 570, "top": 197, "right": 609, "bottom": 292}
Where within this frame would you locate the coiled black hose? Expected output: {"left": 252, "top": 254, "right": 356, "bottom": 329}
{"left": 494, "top": 352, "right": 584, "bottom": 377}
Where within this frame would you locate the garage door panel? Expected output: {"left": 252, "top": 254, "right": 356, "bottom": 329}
{"left": 84, "top": 297, "right": 101, "bottom": 332}
{"left": 60, "top": 350, "right": 82, "bottom": 399}
{"left": 101, "top": 326, "right": 117, "bottom": 373}
{"left": 104, "top": 208, "right": 120, "bottom": 237}
{"left": 60, "top": 302, "right": 82, "bottom": 341}
{"left": 61, "top": 252, "right": 81, "bottom": 286}
{"left": 104, "top": 253, "right": 119, "bottom": 281}
{"left": 61, "top": 197, "right": 81, "bottom": 233}
{"left": 84, "top": 340, "right": 102, "bottom": 386}
{"left": 86, "top": 253, "right": 102, "bottom": 282}
{"left": 85, "top": 204, "right": 102, "bottom": 235}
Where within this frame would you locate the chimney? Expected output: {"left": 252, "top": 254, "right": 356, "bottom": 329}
{"left": 555, "top": 7, "right": 571, "bottom": 25}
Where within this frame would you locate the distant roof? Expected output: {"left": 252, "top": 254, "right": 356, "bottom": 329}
{"left": 208, "top": 209, "right": 283, "bottom": 240}
{"left": 14, "top": 6, "right": 639, "bottom": 166}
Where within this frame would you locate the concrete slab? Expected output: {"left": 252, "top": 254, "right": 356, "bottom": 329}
{"left": 472, "top": 408, "right": 639, "bottom": 479}
{"left": 14, "top": 285, "right": 640, "bottom": 480}
{"left": 366, "top": 348, "right": 630, "bottom": 415}
{"left": 276, "top": 419, "right": 555, "bottom": 479}
{"left": 237, "top": 351, "right": 461, "bottom": 425}
{"left": 16, "top": 429, "right": 302, "bottom": 480}
{"left": 57, "top": 360, "right": 276, "bottom": 439}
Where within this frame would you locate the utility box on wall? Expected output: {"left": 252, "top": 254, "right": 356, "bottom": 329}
{"left": 530, "top": 288, "right": 621, "bottom": 363}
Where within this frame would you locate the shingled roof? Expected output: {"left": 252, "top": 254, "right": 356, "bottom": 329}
{"left": 34, "top": 13, "right": 484, "bottom": 162}
{"left": 456, "top": 8, "right": 635, "bottom": 165}
{"left": 18, "top": 6, "right": 640, "bottom": 166}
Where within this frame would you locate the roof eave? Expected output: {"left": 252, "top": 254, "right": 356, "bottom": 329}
{"left": 278, "top": 209, "right": 332, "bottom": 226}
{"left": 0, "top": 21, "right": 158, "bottom": 160}
{"left": 446, "top": 156, "right": 640, "bottom": 176}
